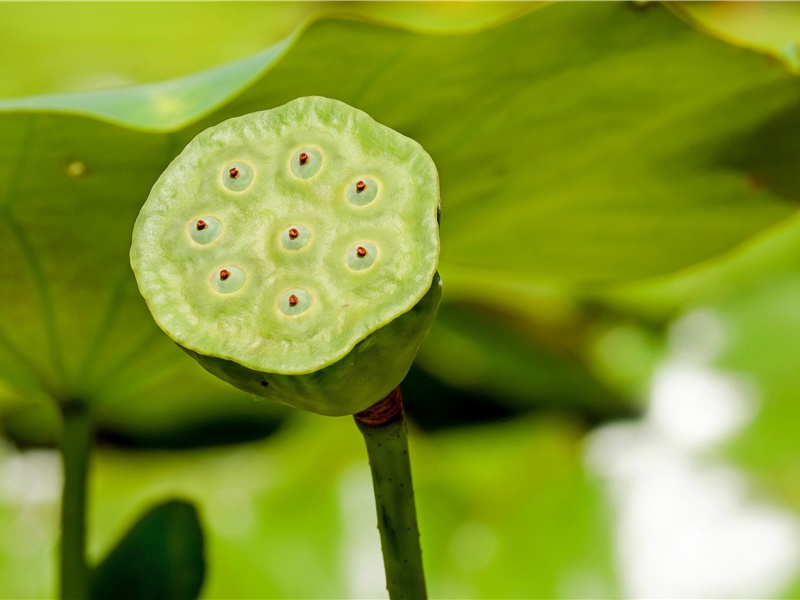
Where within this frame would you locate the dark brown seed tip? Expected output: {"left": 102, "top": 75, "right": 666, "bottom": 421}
{"left": 288, "top": 228, "right": 299, "bottom": 239}
{"left": 355, "top": 180, "right": 367, "bottom": 192}
{"left": 228, "top": 167, "right": 240, "bottom": 179}
{"left": 219, "top": 269, "right": 231, "bottom": 281}
{"left": 356, "top": 246, "right": 367, "bottom": 257}
{"left": 288, "top": 294, "right": 299, "bottom": 306}
{"left": 196, "top": 220, "right": 207, "bottom": 231}
{"left": 298, "top": 152, "right": 309, "bottom": 165}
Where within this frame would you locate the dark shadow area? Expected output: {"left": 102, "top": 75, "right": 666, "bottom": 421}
{"left": 1, "top": 400, "right": 287, "bottom": 451}
{"left": 95, "top": 412, "right": 285, "bottom": 451}
{"left": 402, "top": 363, "right": 639, "bottom": 433}
{"left": 720, "top": 99, "right": 800, "bottom": 203}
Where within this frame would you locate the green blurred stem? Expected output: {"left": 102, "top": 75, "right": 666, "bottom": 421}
{"left": 59, "top": 400, "right": 92, "bottom": 600}
{"left": 354, "top": 387, "right": 427, "bottom": 600}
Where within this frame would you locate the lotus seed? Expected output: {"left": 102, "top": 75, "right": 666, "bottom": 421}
{"left": 189, "top": 216, "right": 222, "bottom": 245}
{"left": 346, "top": 242, "right": 378, "bottom": 271}
{"left": 210, "top": 265, "right": 246, "bottom": 294}
{"left": 347, "top": 177, "right": 378, "bottom": 206}
{"left": 290, "top": 148, "right": 322, "bottom": 179}
{"left": 280, "top": 224, "right": 311, "bottom": 251}
{"left": 279, "top": 288, "right": 313, "bottom": 316}
{"left": 222, "top": 161, "right": 254, "bottom": 192}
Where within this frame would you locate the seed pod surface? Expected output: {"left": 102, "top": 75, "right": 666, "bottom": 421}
{"left": 131, "top": 97, "right": 441, "bottom": 416}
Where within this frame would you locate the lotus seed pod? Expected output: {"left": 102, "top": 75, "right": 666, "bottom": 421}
{"left": 130, "top": 96, "right": 441, "bottom": 416}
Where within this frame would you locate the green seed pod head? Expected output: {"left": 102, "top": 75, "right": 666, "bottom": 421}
{"left": 131, "top": 97, "right": 441, "bottom": 416}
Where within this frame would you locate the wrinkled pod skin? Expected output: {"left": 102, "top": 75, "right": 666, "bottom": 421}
{"left": 185, "top": 273, "right": 441, "bottom": 416}
{"left": 131, "top": 97, "right": 441, "bottom": 416}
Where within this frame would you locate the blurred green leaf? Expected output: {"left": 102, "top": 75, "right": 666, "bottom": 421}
{"left": 417, "top": 304, "right": 631, "bottom": 419}
{"left": 670, "top": 1, "right": 800, "bottom": 72}
{"left": 90, "top": 499, "right": 204, "bottom": 600}
{"left": 1, "top": 2, "right": 799, "bottom": 428}
{"left": 592, "top": 210, "right": 800, "bottom": 331}
{"left": 0, "top": 3, "right": 533, "bottom": 99}
{"left": 79, "top": 413, "right": 615, "bottom": 598}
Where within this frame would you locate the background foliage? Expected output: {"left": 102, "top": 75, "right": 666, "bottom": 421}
{"left": 2, "top": 2, "right": 800, "bottom": 598}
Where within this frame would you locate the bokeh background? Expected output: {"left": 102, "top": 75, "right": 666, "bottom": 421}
{"left": 3, "top": 2, "right": 800, "bottom": 598}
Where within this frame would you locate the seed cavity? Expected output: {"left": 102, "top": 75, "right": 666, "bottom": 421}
{"left": 280, "top": 224, "right": 311, "bottom": 251}
{"left": 222, "top": 161, "right": 254, "bottom": 192}
{"left": 290, "top": 147, "right": 322, "bottom": 179}
{"left": 346, "top": 242, "right": 378, "bottom": 271}
{"left": 347, "top": 177, "right": 378, "bottom": 206}
{"left": 279, "top": 288, "right": 313, "bottom": 316}
{"left": 210, "top": 265, "right": 246, "bottom": 294}
{"left": 189, "top": 216, "right": 222, "bottom": 245}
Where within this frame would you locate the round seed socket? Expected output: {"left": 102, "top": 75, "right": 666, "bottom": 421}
{"left": 279, "top": 288, "right": 313, "bottom": 316}
{"left": 210, "top": 265, "right": 246, "bottom": 294}
{"left": 346, "top": 177, "right": 378, "bottom": 206}
{"left": 290, "top": 148, "right": 322, "bottom": 179}
{"left": 346, "top": 242, "right": 378, "bottom": 271}
{"left": 222, "top": 161, "right": 255, "bottom": 192}
{"left": 280, "top": 224, "right": 312, "bottom": 251}
{"left": 189, "top": 216, "right": 222, "bottom": 245}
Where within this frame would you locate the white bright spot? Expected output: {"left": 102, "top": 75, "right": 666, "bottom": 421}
{"left": 668, "top": 308, "right": 729, "bottom": 364}
{"left": 649, "top": 360, "right": 757, "bottom": 450}
{"left": 0, "top": 445, "right": 60, "bottom": 571}
{"left": 586, "top": 307, "right": 800, "bottom": 599}
{"left": 0, "top": 449, "right": 62, "bottom": 507}
{"left": 589, "top": 428, "right": 800, "bottom": 599}
{"left": 337, "top": 465, "right": 387, "bottom": 600}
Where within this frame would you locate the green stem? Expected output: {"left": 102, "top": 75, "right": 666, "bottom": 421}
{"left": 354, "top": 387, "right": 427, "bottom": 600}
{"left": 59, "top": 400, "right": 92, "bottom": 600}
